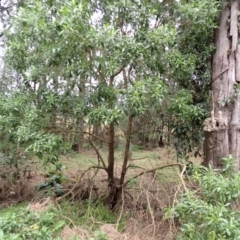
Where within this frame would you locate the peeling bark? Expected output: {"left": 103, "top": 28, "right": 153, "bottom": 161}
{"left": 204, "top": 1, "right": 240, "bottom": 170}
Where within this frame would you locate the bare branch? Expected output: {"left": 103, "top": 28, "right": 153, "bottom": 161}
{"left": 56, "top": 165, "right": 107, "bottom": 202}
{"left": 123, "top": 163, "right": 182, "bottom": 188}
{"left": 111, "top": 65, "right": 125, "bottom": 79}
{"left": 46, "top": 128, "right": 109, "bottom": 144}
{"left": 88, "top": 139, "right": 107, "bottom": 169}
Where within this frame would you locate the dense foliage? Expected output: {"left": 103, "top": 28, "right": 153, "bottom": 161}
{"left": 0, "top": 0, "right": 220, "bottom": 205}
{"left": 167, "top": 156, "right": 240, "bottom": 239}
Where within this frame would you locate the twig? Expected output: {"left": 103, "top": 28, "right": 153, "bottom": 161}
{"left": 126, "top": 164, "right": 146, "bottom": 171}
{"left": 169, "top": 165, "right": 188, "bottom": 234}
{"left": 124, "top": 190, "right": 134, "bottom": 201}
{"left": 47, "top": 128, "right": 109, "bottom": 144}
{"left": 146, "top": 191, "right": 156, "bottom": 236}
{"left": 88, "top": 139, "right": 107, "bottom": 169}
{"left": 123, "top": 163, "right": 182, "bottom": 188}
{"left": 178, "top": 165, "right": 187, "bottom": 192}
{"left": 130, "top": 115, "right": 152, "bottom": 135}
{"left": 55, "top": 201, "right": 76, "bottom": 227}
{"left": 131, "top": 157, "right": 148, "bottom": 161}
{"left": 111, "top": 65, "right": 125, "bottom": 79}
{"left": 116, "top": 187, "right": 125, "bottom": 230}
{"left": 212, "top": 67, "right": 229, "bottom": 83}
{"left": 56, "top": 166, "right": 107, "bottom": 202}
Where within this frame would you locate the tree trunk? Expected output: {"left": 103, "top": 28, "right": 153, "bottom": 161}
{"left": 203, "top": 1, "right": 240, "bottom": 170}
{"left": 76, "top": 79, "right": 86, "bottom": 153}
{"left": 107, "top": 122, "right": 115, "bottom": 184}
{"left": 119, "top": 116, "right": 133, "bottom": 186}
{"left": 107, "top": 122, "right": 118, "bottom": 209}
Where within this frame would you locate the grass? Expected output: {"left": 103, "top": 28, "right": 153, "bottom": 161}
{"left": 155, "top": 167, "right": 180, "bottom": 184}
{"left": 58, "top": 200, "right": 126, "bottom": 232}
{"left": 131, "top": 144, "right": 146, "bottom": 151}
{"left": 0, "top": 202, "right": 28, "bottom": 217}
{"left": 0, "top": 205, "right": 65, "bottom": 239}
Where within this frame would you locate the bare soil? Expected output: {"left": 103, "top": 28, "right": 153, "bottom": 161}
{"left": 0, "top": 167, "right": 44, "bottom": 207}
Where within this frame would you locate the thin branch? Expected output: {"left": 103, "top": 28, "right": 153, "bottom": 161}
{"left": 123, "top": 68, "right": 127, "bottom": 88}
{"left": 88, "top": 139, "right": 107, "bottom": 169}
{"left": 126, "top": 164, "right": 146, "bottom": 171}
{"left": 0, "top": 5, "right": 12, "bottom": 12}
{"left": 127, "top": 65, "right": 133, "bottom": 85}
{"left": 178, "top": 165, "right": 187, "bottom": 192}
{"left": 116, "top": 187, "right": 125, "bottom": 229}
{"left": 123, "top": 163, "right": 182, "bottom": 188}
{"left": 56, "top": 165, "right": 107, "bottom": 202}
{"left": 212, "top": 67, "right": 229, "bottom": 82}
{"left": 97, "top": 64, "right": 106, "bottom": 82}
{"left": 131, "top": 157, "right": 147, "bottom": 161}
{"left": 111, "top": 65, "right": 125, "bottom": 79}
{"left": 81, "top": 131, "right": 109, "bottom": 144}
{"left": 130, "top": 115, "right": 152, "bottom": 135}
{"left": 87, "top": 48, "right": 105, "bottom": 82}
{"left": 0, "top": 24, "right": 12, "bottom": 38}
{"left": 46, "top": 128, "right": 109, "bottom": 144}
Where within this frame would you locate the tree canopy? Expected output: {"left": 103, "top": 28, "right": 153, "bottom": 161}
{"left": 0, "top": 0, "right": 220, "bottom": 205}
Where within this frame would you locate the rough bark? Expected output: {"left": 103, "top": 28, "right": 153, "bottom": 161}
{"left": 204, "top": 1, "right": 240, "bottom": 170}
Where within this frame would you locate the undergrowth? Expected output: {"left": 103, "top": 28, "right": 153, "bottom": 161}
{"left": 0, "top": 199, "right": 126, "bottom": 240}
{"left": 166, "top": 155, "right": 240, "bottom": 240}
{"left": 58, "top": 199, "right": 126, "bottom": 232}
{"left": 0, "top": 208, "right": 65, "bottom": 239}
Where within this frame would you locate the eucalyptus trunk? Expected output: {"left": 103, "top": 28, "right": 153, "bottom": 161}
{"left": 203, "top": 1, "right": 240, "bottom": 170}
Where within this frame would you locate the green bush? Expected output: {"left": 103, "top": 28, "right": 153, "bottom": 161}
{"left": 166, "top": 155, "right": 240, "bottom": 240}
{"left": 0, "top": 208, "right": 65, "bottom": 239}
{"left": 0, "top": 200, "right": 125, "bottom": 240}
{"left": 37, "top": 163, "right": 67, "bottom": 197}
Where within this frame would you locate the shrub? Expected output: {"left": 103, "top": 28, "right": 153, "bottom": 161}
{"left": 165, "top": 155, "right": 240, "bottom": 240}
{"left": 0, "top": 208, "right": 65, "bottom": 239}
